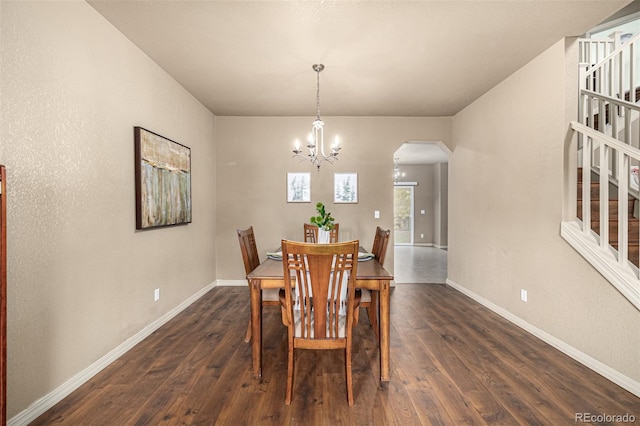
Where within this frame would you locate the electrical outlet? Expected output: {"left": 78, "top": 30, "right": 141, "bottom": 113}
{"left": 520, "top": 289, "right": 528, "bottom": 302}
{"left": 154, "top": 288, "right": 160, "bottom": 302}
{"left": 374, "top": 210, "right": 380, "bottom": 219}
{"left": 420, "top": 233, "right": 424, "bottom": 238}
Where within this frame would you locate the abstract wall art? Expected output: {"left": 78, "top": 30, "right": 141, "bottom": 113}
{"left": 134, "top": 127, "right": 192, "bottom": 230}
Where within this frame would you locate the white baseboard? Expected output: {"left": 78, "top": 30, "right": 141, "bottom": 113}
{"left": 216, "top": 279, "right": 247, "bottom": 287}
{"left": 8, "top": 281, "right": 217, "bottom": 426}
{"left": 397, "top": 243, "right": 448, "bottom": 249}
{"left": 446, "top": 278, "right": 640, "bottom": 398}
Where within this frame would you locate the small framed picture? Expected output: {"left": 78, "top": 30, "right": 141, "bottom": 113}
{"left": 287, "top": 172, "right": 311, "bottom": 202}
{"left": 334, "top": 173, "right": 358, "bottom": 203}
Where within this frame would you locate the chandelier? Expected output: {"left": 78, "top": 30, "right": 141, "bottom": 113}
{"left": 394, "top": 157, "right": 405, "bottom": 183}
{"left": 292, "top": 64, "right": 341, "bottom": 170}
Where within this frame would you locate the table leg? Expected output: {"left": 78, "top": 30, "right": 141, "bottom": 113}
{"left": 250, "top": 278, "right": 262, "bottom": 379}
{"left": 379, "top": 280, "right": 390, "bottom": 382}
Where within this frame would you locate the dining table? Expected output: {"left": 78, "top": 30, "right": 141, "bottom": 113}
{"left": 247, "top": 248, "right": 394, "bottom": 384}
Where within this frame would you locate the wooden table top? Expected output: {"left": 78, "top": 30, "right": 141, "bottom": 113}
{"left": 248, "top": 255, "right": 393, "bottom": 281}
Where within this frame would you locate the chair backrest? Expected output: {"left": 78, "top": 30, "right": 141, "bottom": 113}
{"left": 281, "top": 239, "right": 359, "bottom": 339}
{"left": 237, "top": 226, "right": 260, "bottom": 276}
{"left": 303, "top": 223, "right": 339, "bottom": 243}
{"left": 371, "top": 226, "right": 391, "bottom": 266}
{"left": 304, "top": 223, "right": 317, "bottom": 243}
{"left": 330, "top": 223, "right": 339, "bottom": 243}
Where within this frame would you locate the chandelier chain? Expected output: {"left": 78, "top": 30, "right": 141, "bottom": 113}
{"left": 316, "top": 68, "right": 321, "bottom": 120}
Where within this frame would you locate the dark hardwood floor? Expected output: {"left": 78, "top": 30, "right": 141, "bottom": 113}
{"left": 31, "top": 284, "right": 639, "bottom": 425}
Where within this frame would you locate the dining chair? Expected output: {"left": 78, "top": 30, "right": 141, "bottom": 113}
{"left": 303, "top": 223, "right": 317, "bottom": 243}
{"left": 303, "top": 223, "right": 339, "bottom": 243}
{"left": 279, "top": 239, "right": 360, "bottom": 405}
{"left": 330, "top": 223, "right": 339, "bottom": 242}
{"left": 356, "top": 226, "right": 391, "bottom": 342}
{"left": 237, "top": 226, "right": 281, "bottom": 343}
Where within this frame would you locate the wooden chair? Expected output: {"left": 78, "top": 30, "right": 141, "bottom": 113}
{"left": 372, "top": 226, "right": 391, "bottom": 265}
{"left": 237, "top": 226, "right": 280, "bottom": 343}
{"left": 357, "top": 226, "right": 391, "bottom": 342}
{"left": 303, "top": 223, "right": 339, "bottom": 243}
{"left": 303, "top": 223, "right": 317, "bottom": 243}
{"left": 279, "top": 239, "right": 360, "bottom": 405}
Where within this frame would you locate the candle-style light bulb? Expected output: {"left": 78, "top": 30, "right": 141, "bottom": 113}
{"left": 294, "top": 139, "right": 300, "bottom": 151}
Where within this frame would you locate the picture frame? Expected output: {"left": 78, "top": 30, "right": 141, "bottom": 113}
{"left": 134, "top": 127, "right": 192, "bottom": 230}
{"left": 334, "top": 173, "right": 358, "bottom": 203}
{"left": 287, "top": 172, "right": 311, "bottom": 203}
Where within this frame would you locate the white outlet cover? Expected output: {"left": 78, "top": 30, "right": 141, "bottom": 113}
{"left": 520, "top": 289, "right": 527, "bottom": 302}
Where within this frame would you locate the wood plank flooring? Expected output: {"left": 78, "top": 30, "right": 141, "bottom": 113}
{"left": 31, "top": 284, "right": 640, "bottom": 425}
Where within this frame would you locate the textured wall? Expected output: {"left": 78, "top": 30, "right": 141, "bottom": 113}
{"left": 450, "top": 39, "right": 640, "bottom": 383}
{"left": 0, "top": 2, "right": 216, "bottom": 417}
{"left": 434, "top": 163, "right": 449, "bottom": 248}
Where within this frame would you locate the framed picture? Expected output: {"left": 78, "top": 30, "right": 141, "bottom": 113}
{"left": 334, "top": 173, "right": 358, "bottom": 203}
{"left": 134, "top": 127, "right": 192, "bottom": 230}
{"left": 287, "top": 172, "right": 311, "bottom": 203}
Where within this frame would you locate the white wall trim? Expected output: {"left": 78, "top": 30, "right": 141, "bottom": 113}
{"left": 8, "top": 281, "right": 217, "bottom": 426}
{"left": 446, "top": 278, "right": 640, "bottom": 399}
{"left": 411, "top": 243, "right": 449, "bottom": 249}
{"left": 216, "top": 279, "right": 247, "bottom": 287}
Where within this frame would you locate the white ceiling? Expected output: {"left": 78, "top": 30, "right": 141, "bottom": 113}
{"left": 88, "top": 0, "right": 631, "bottom": 119}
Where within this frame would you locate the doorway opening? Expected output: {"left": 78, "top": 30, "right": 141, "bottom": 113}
{"left": 393, "top": 141, "right": 450, "bottom": 283}
{"left": 394, "top": 186, "right": 414, "bottom": 245}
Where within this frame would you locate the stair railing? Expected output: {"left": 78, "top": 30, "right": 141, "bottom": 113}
{"left": 578, "top": 31, "right": 640, "bottom": 229}
{"left": 579, "top": 30, "right": 640, "bottom": 204}
{"left": 566, "top": 32, "right": 640, "bottom": 310}
{"left": 569, "top": 122, "right": 640, "bottom": 309}
{"left": 578, "top": 34, "right": 618, "bottom": 68}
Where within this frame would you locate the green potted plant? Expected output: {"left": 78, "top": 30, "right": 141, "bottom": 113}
{"left": 310, "top": 202, "right": 335, "bottom": 243}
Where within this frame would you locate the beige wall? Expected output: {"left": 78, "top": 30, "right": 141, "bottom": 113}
{"left": 0, "top": 2, "right": 217, "bottom": 417}
{"left": 215, "top": 117, "right": 452, "bottom": 280}
{"left": 434, "top": 163, "right": 449, "bottom": 248}
{"left": 450, "top": 39, "right": 640, "bottom": 383}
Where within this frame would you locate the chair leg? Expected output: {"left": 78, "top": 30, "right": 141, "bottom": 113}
{"left": 285, "top": 344, "right": 294, "bottom": 405}
{"left": 345, "top": 347, "right": 354, "bottom": 406}
{"left": 244, "top": 317, "right": 252, "bottom": 343}
{"left": 366, "top": 292, "right": 379, "bottom": 344}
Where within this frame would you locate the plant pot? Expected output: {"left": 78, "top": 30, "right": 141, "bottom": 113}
{"left": 318, "top": 228, "right": 331, "bottom": 244}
